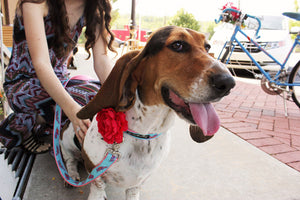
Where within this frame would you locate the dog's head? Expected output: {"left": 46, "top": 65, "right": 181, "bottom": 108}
{"left": 77, "top": 26, "right": 235, "bottom": 143}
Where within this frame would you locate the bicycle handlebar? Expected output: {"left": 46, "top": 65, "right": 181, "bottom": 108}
{"left": 215, "top": 8, "right": 262, "bottom": 39}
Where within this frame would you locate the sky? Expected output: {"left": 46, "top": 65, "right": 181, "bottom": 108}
{"left": 113, "top": 0, "right": 299, "bottom": 21}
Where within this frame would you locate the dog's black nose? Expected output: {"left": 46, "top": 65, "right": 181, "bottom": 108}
{"left": 210, "top": 73, "right": 235, "bottom": 96}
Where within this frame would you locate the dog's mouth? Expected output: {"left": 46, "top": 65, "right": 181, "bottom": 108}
{"left": 161, "top": 87, "right": 220, "bottom": 136}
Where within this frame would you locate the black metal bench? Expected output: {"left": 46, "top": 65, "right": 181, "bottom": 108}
{"left": 0, "top": 147, "right": 35, "bottom": 200}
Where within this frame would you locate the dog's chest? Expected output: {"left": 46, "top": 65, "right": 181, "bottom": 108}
{"left": 84, "top": 103, "right": 174, "bottom": 187}
{"left": 125, "top": 100, "right": 175, "bottom": 134}
{"left": 103, "top": 133, "right": 170, "bottom": 186}
{"left": 84, "top": 125, "right": 170, "bottom": 186}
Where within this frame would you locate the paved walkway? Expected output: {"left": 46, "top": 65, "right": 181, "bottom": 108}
{"left": 23, "top": 122, "right": 300, "bottom": 200}
{"left": 215, "top": 78, "right": 300, "bottom": 172}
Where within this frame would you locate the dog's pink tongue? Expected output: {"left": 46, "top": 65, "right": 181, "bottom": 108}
{"left": 189, "top": 103, "right": 220, "bottom": 136}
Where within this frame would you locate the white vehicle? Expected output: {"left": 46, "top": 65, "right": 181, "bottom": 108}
{"left": 210, "top": 15, "right": 293, "bottom": 71}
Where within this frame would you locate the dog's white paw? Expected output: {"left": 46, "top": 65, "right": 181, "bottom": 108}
{"left": 126, "top": 187, "right": 140, "bottom": 200}
{"left": 70, "top": 171, "right": 80, "bottom": 182}
{"left": 87, "top": 189, "right": 107, "bottom": 200}
{"left": 63, "top": 172, "right": 80, "bottom": 188}
{"left": 87, "top": 178, "right": 107, "bottom": 200}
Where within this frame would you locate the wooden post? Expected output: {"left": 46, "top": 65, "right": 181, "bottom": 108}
{"left": 3, "top": 0, "right": 10, "bottom": 25}
{"left": 130, "top": 0, "right": 136, "bottom": 40}
{"left": 1, "top": 12, "right": 4, "bottom": 85}
{"left": 128, "top": 0, "right": 137, "bottom": 49}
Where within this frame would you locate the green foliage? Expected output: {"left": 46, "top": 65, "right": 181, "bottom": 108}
{"left": 77, "top": 0, "right": 120, "bottom": 45}
{"left": 111, "top": 9, "right": 120, "bottom": 26}
{"left": 111, "top": 14, "right": 132, "bottom": 29}
{"left": 289, "top": 20, "right": 300, "bottom": 30}
{"left": 78, "top": 27, "right": 86, "bottom": 45}
{"left": 294, "top": 0, "right": 299, "bottom": 12}
{"left": 112, "top": 13, "right": 216, "bottom": 38}
{"left": 138, "top": 15, "right": 170, "bottom": 30}
{"left": 112, "top": 14, "right": 170, "bottom": 31}
{"left": 167, "top": 9, "right": 200, "bottom": 31}
{"left": 289, "top": 20, "right": 300, "bottom": 39}
{"left": 77, "top": 1, "right": 217, "bottom": 45}
{"left": 199, "top": 21, "right": 216, "bottom": 40}
{"left": 289, "top": 19, "right": 300, "bottom": 52}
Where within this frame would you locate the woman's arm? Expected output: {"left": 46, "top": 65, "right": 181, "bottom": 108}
{"left": 22, "top": 2, "right": 89, "bottom": 144}
{"left": 92, "top": 28, "right": 113, "bottom": 83}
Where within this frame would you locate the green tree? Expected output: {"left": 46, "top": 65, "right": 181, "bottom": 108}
{"left": 111, "top": 0, "right": 120, "bottom": 26}
{"left": 294, "top": 0, "right": 299, "bottom": 12}
{"left": 167, "top": 9, "right": 200, "bottom": 31}
{"left": 199, "top": 21, "right": 216, "bottom": 40}
{"left": 78, "top": 0, "right": 119, "bottom": 44}
{"left": 289, "top": 0, "right": 300, "bottom": 51}
{"left": 290, "top": 0, "right": 300, "bottom": 35}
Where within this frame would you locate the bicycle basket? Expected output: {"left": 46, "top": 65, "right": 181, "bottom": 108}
{"left": 221, "top": 2, "right": 241, "bottom": 24}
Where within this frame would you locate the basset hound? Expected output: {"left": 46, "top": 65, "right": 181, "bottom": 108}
{"left": 60, "top": 26, "right": 235, "bottom": 200}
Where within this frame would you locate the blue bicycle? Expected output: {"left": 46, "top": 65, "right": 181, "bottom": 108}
{"left": 215, "top": 8, "right": 300, "bottom": 110}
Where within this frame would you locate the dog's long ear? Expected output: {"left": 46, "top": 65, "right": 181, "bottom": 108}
{"left": 77, "top": 50, "right": 146, "bottom": 119}
{"left": 77, "top": 26, "right": 176, "bottom": 119}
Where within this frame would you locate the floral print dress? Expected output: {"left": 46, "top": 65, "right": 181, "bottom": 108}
{"left": 0, "top": 13, "right": 100, "bottom": 149}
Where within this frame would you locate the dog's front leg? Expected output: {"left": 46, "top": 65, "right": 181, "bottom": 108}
{"left": 88, "top": 177, "right": 107, "bottom": 200}
{"left": 60, "top": 144, "right": 81, "bottom": 186}
{"left": 125, "top": 187, "right": 140, "bottom": 200}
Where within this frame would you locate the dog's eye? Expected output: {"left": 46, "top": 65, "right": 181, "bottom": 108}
{"left": 205, "top": 43, "right": 211, "bottom": 52}
{"left": 168, "top": 41, "right": 190, "bottom": 53}
{"left": 171, "top": 42, "right": 183, "bottom": 51}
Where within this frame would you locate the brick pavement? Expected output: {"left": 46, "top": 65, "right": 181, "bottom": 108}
{"left": 214, "top": 79, "right": 300, "bottom": 172}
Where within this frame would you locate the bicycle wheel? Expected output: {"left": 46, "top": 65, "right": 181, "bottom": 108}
{"left": 288, "top": 60, "right": 300, "bottom": 108}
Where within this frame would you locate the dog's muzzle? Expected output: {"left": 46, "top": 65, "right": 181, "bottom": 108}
{"left": 210, "top": 73, "right": 236, "bottom": 99}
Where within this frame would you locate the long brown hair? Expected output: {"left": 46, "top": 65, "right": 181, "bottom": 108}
{"left": 19, "top": 0, "right": 115, "bottom": 58}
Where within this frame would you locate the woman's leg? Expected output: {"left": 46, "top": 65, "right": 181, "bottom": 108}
{"left": 0, "top": 78, "right": 100, "bottom": 150}
{"left": 0, "top": 78, "right": 54, "bottom": 151}
{"left": 65, "top": 79, "right": 100, "bottom": 107}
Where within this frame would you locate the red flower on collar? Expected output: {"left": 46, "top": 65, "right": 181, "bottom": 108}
{"left": 96, "top": 108, "right": 128, "bottom": 144}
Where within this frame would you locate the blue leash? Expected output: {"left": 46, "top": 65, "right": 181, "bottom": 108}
{"left": 53, "top": 79, "right": 163, "bottom": 187}
{"left": 53, "top": 97, "right": 119, "bottom": 187}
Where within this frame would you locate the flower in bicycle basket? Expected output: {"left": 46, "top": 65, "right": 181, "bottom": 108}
{"left": 96, "top": 108, "right": 128, "bottom": 144}
{"left": 222, "top": 2, "right": 241, "bottom": 23}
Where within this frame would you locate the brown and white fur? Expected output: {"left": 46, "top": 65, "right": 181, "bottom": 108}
{"left": 60, "top": 26, "right": 235, "bottom": 200}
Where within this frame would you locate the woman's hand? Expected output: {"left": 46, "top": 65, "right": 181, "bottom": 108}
{"left": 64, "top": 103, "right": 91, "bottom": 145}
